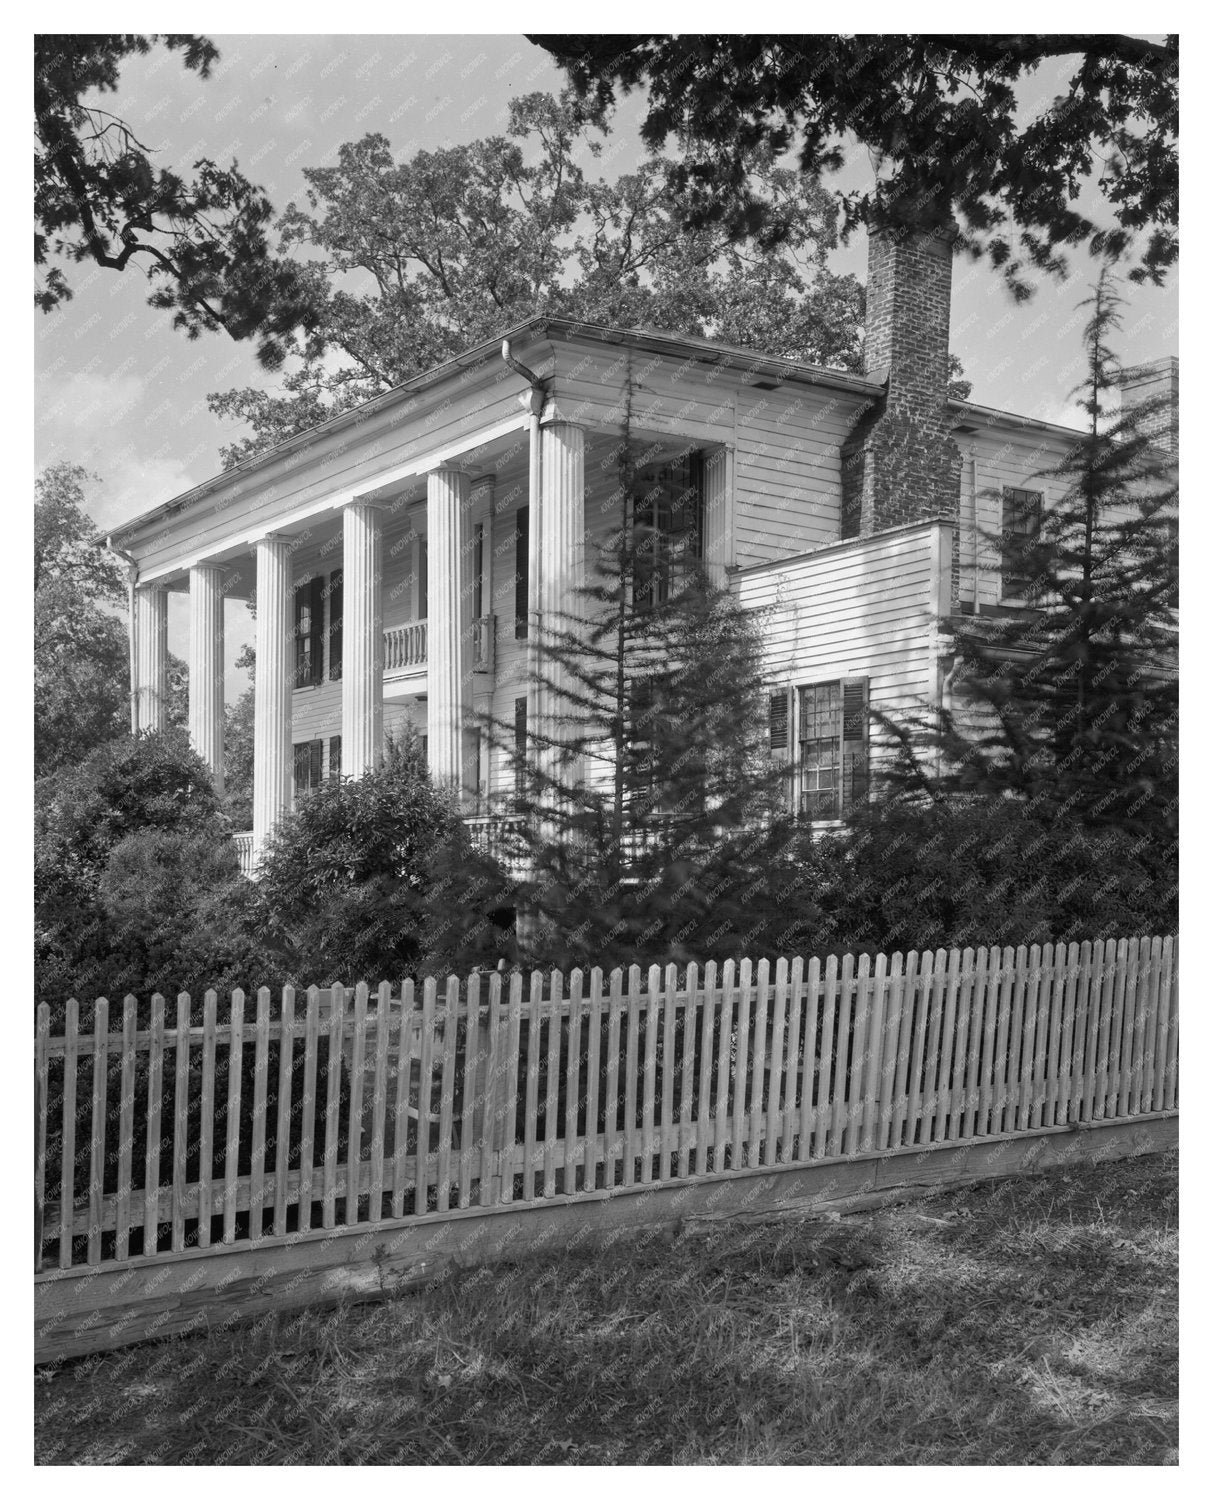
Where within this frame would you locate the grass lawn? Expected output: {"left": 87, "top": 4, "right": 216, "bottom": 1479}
{"left": 35, "top": 1149, "right": 1177, "bottom": 1465}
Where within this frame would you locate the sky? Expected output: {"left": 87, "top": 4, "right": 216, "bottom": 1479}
{"left": 34, "top": 32, "right": 1179, "bottom": 682}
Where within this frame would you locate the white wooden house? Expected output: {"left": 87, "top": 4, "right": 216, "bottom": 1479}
{"left": 107, "top": 225, "right": 1178, "bottom": 871}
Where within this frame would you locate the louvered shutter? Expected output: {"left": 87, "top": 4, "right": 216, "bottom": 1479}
{"left": 293, "top": 583, "right": 308, "bottom": 688}
{"left": 514, "top": 507, "right": 529, "bottom": 640}
{"left": 329, "top": 735, "right": 342, "bottom": 780}
{"left": 768, "top": 686, "right": 793, "bottom": 810}
{"left": 328, "top": 570, "right": 343, "bottom": 681}
{"left": 293, "top": 742, "right": 309, "bottom": 798}
{"left": 308, "top": 577, "right": 324, "bottom": 686}
{"left": 309, "top": 738, "right": 323, "bottom": 787}
{"left": 513, "top": 695, "right": 527, "bottom": 809}
{"left": 841, "top": 677, "right": 869, "bottom": 812}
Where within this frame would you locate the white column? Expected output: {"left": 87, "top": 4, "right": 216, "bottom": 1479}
{"left": 253, "top": 536, "right": 293, "bottom": 855}
{"left": 188, "top": 563, "right": 225, "bottom": 794}
{"left": 535, "top": 421, "right": 586, "bottom": 797}
{"left": 133, "top": 584, "right": 167, "bottom": 733}
{"left": 341, "top": 500, "right": 384, "bottom": 778}
{"left": 426, "top": 466, "right": 469, "bottom": 792}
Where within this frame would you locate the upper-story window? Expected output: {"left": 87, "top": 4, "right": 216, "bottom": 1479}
{"left": 1001, "top": 487, "right": 1043, "bottom": 602}
{"left": 632, "top": 453, "right": 705, "bottom": 609}
{"left": 294, "top": 578, "right": 324, "bottom": 688}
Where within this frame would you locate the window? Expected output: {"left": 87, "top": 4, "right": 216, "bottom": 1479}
{"left": 776, "top": 677, "right": 868, "bottom": 820}
{"left": 293, "top": 739, "right": 324, "bottom": 799}
{"left": 329, "top": 735, "right": 342, "bottom": 780}
{"left": 1002, "top": 488, "right": 1043, "bottom": 601}
{"left": 633, "top": 453, "right": 705, "bottom": 609}
{"left": 294, "top": 577, "right": 324, "bottom": 688}
{"left": 327, "top": 570, "right": 343, "bottom": 681}
{"left": 514, "top": 507, "right": 529, "bottom": 639}
{"left": 513, "top": 695, "right": 527, "bottom": 808}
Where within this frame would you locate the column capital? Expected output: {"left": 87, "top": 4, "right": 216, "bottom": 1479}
{"left": 538, "top": 402, "right": 586, "bottom": 431}
{"left": 345, "top": 494, "right": 391, "bottom": 513}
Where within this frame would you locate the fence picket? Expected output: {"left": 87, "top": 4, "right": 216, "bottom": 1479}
{"left": 695, "top": 962, "right": 717, "bottom": 1177}
{"left": 846, "top": 954, "right": 873, "bottom": 1156}
{"left": 500, "top": 974, "right": 523, "bottom": 1204}
{"left": 1111, "top": 938, "right": 1136, "bottom": 1116}
{"left": 604, "top": 969, "right": 623, "bottom": 1188}
{"left": 59, "top": 999, "right": 80, "bottom": 1269}
{"left": 345, "top": 983, "right": 369, "bottom": 1224}
{"left": 272, "top": 984, "right": 296, "bottom": 1242}
{"left": 479, "top": 973, "right": 503, "bottom": 1207}
{"left": 765, "top": 958, "right": 788, "bottom": 1167}
{"left": 564, "top": 969, "right": 584, "bottom": 1195}
{"left": 749, "top": 959, "right": 770, "bottom": 1167}
{"left": 1140, "top": 938, "right": 1164, "bottom": 1113}
{"left": 321, "top": 984, "right": 343, "bottom": 1229}
{"left": 906, "top": 951, "right": 935, "bottom": 1147}
{"left": 713, "top": 960, "right": 736, "bottom": 1171}
{"left": 585, "top": 969, "right": 603, "bottom": 1189}
{"left": 115, "top": 996, "right": 137, "bottom": 1259}
{"left": 522, "top": 972, "right": 543, "bottom": 1203}
{"left": 170, "top": 993, "right": 190, "bottom": 1254}
{"left": 1015, "top": 947, "right": 1041, "bottom": 1133}
{"left": 783, "top": 957, "right": 804, "bottom": 1162}
{"left": 370, "top": 982, "right": 392, "bottom": 1218}
{"left": 813, "top": 956, "right": 838, "bottom": 1158}
{"left": 390, "top": 981, "right": 415, "bottom": 1216}
{"left": 796, "top": 957, "right": 820, "bottom": 1161}
{"left": 680, "top": 963, "right": 699, "bottom": 1178}
{"left": 35, "top": 1003, "right": 49, "bottom": 1271}
{"left": 1163, "top": 936, "right": 1179, "bottom": 1111}
{"left": 1000, "top": 947, "right": 1027, "bottom": 1136}
{"left": 299, "top": 987, "right": 320, "bottom": 1229}
{"left": 197, "top": 991, "right": 218, "bottom": 1249}
{"left": 659, "top": 963, "right": 677, "bottom": 1181}
{"left": 87, "top": 998, "right": 110, "bottom": 1266}
{"left": 1064, "top": 942, "right": 1092, "bottom": 1126}
{"left": 1125, "top": 938, "right": 1146, "bottom": 1117}
{"left": 1080, "top": 942, "right": 1105, "bottom": 1123}
{"left": 889, "top": 952, "right": 916, "bottom": 1150}
{"left": 857, "top": 951, "right": 885, "bottom": 1154}
{"left": 877, "top": 952, "right": 905, "bottom": 1152}
{"left": 733, "top": 958, "right": 754, "bottom": 1167}
{"left": 641, "top": 965, "right": 661, "bottom": 1185}
{"left": 436, "top": 977, "right": 459, "bottom": 1213}
{"left": 459, "top": 975, "right": 481, "bottom": 1211}
{"left": 1093, "top": 946, "right": 1116, "bottom": 1122}
{"left": 977, "top": 951, "right": 1004, "bottom": 1136}
{"left": 1041, "top": 944, "right": 1067, "bottom": 1128}
{"left": 934, "top": 949, "right": 962, "bottom": 1140}
{"left": 141, "top": 994, "right": 166, "bottom": 1258}
{"left": 1153, "top": 936, "right": 1174, "bottom": 1112}
{"left": 830, "top": 954, "right": 854, "bottom": 1156}
{"left": 623, "top": 966, "right": 642, "bottom": 1187}
{"left": 249, "top": 989, "right": 271, "bottom": 1242}
{"left": 961, "top": 948, "right": 988, "bottom": 1139}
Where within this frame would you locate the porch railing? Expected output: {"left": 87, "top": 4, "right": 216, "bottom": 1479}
{"left": 383, "top": 616, "right": 496, "bottom": 675}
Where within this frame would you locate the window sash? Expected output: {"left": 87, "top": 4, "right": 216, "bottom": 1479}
{"left": 1002, "top": 487, "right": 1043, "bottom": 600}
{"left": 794, "top": 679, "right": 867, "bottom": 820}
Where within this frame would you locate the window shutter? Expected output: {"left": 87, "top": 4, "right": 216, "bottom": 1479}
{"left": 308, "top": 577, "right": 324, "bottom": 686}
{"left": 328, "top": 570, "right": 343, "bottom": 681}
{"left": 293, "top": 583, "right": 308, "bottom": 688}
{"left": 329, "top": 735, "right": 342, "bottom": 780}
{"left": 418, "top": 536, "right": 428, "bottom": 620}
{"left": 293, "top": 742, "right": 309, "bottom": 797}
{"left": 841, "top": 677, "right": 869, "bottom": 811}
{"left": 514, "top": 507, "right": 529, "bottom": 640}
{"left": 769, "top": 685, "right": 793, "bottom": 810}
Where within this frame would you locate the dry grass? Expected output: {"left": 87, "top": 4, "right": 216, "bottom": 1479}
{"left": 35, "top": 1150, "right": 1177, "bottom": 1465}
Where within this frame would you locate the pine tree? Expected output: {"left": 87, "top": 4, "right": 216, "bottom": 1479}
{"left": 933, "top": 269, "right": 1177, "bottom": 840}
{"left": 484, "top": 435, "right": 785, "bottom": 969}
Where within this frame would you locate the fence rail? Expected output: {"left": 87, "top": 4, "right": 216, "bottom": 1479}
{"left": 35, "top": 935, "right": 1177, "bottom": 1276}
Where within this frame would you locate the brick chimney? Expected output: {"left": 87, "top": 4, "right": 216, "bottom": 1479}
{"left": 1120, "top": 356, "right": 1178, "bottom": 457}
{"left": 841, "top": 222, "right": 962, "bottom": 538}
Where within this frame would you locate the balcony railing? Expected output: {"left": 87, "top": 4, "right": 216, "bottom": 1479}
{"left": 383, "top": 616, "right": 495, "bottom": 675}
{"left": 233, "top": 831, "right": 255, "bottom": 876}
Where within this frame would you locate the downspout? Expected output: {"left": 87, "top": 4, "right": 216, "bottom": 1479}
{"left": 105, "top": 536, "right": 140, "bottom": 733}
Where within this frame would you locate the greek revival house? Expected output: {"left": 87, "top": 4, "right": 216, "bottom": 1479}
{"left": 107, "top": 227, "right": 1179, "bottom": 871}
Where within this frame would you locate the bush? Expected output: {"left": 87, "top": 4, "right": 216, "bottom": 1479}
{"left": 255, "top": 737, "right": 514, "bottom": 987}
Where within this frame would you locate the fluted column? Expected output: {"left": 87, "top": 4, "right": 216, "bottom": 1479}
{"left": 252, "top": 536, "right": 293, "bottom": 855}
{"left": 427, "top": 466, "right": 469, "bottom": 792}
{"left": 133, "top": 584, "right": 167, "bottom": 733}
{"left": 341, "top": 500, "right": 384, "bottom": 778}
{"left": 188, "top": 563, "right": 225, "bottom": 794}
{"left": 534, "top": 422, "right": 585, "bottom": 796}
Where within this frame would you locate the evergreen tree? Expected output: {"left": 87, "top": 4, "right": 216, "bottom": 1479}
{"left": 488, "top": 430, "right": 787, "bottom": 970}
{"left": 928, "top": 270, "right": 1177, "bottom": 841}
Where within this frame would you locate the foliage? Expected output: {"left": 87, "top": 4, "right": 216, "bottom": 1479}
{"left": 254, "top": 734, "right": 511, "bottom": 987}
{"left": 206, "top": 91, "right": 866, "bottom": 464}
{"left": 35, "top": 34, "right": 316, "bottom": 367}
{"left": 34, "top": 463, "right": 128, "bottom": 775}
{"left": 34, "top": 729, "right": 263, "bottom": 1009}
{"left": 762, "top": 798, "right": 1176, "bottom": 960}
{"left": 533, "top": 35, "right": 1179, "bottom": 300}
{"left": 495, "top": 504, "right": 786, "bottom": 970}
{"left": 901, "top": 271, "right": 1178, "bottom": 839}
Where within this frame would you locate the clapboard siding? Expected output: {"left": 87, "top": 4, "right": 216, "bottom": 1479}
{"left": 734, "top": 523, "right": 944, "bottom": 771}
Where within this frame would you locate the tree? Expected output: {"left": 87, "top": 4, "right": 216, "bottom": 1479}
{"left": 35, "top": 34, "right": 317, "bottom": 367}
{"left": 491, "top": 434, "right": 788, "bottom": 970}
{"left": 35, "top": 463, "right": 128, "bottom": 775}
{"left": 207, "top": 91, "right": 866, "bottom": 464}
{"left": 254, "top": 733, "right": 511, "bottom": 987}
{"left": 898, "top": 270, "right": 1177, "bottom": 843}
{"left": 532, "top": 35, "right": 1178, "bottom": 299}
